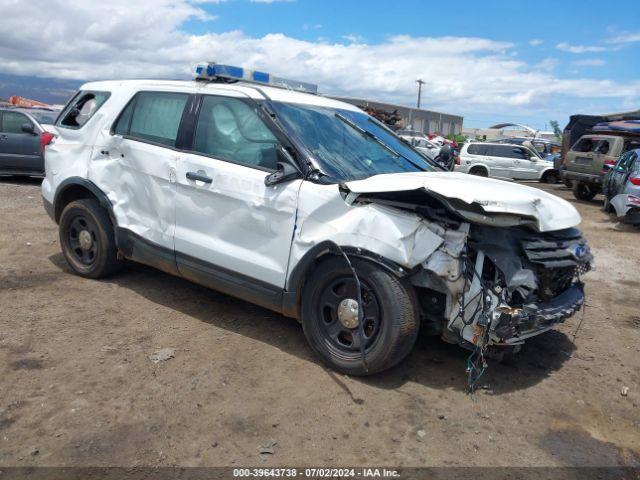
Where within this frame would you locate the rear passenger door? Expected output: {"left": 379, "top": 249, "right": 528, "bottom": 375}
{"left": 485, "top": 145, "right": 515, "bottom": 178}
{"left": 0, "top": 111, "right": 41, "bottom": 172}
{"left": 174, "top": 93, "right": 301, "bottom": 292}
{"left": 91, "top": 91, "right": 190, "bottom": 263}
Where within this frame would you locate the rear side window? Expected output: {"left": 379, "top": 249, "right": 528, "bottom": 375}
{"left": 114, "top": 92, "right": 188, "bottom": 147}
{"left": 487, "top": 145, "right": 509, "bottom": 158}
{"left": 57, "top": 91, "right": 110, "bottom": 129}
{"left": 1, "top": 111, "right": 31, "bottom": 134}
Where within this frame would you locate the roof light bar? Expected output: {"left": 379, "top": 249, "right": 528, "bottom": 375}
{"left": 195, "top": 62, "right": 318, "bottom": 94}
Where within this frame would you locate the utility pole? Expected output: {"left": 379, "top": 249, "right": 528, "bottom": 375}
{"left": 416, "top": 79, "right": 425, "bottom": 109}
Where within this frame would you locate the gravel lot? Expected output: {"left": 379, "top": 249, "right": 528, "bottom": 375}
{"left": 0, "top": 177, "right": 638, "bottom": 469}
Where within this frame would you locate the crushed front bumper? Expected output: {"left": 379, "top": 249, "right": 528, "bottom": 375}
{"left": 492, "top": 283, "right": 584, "bottom": 344}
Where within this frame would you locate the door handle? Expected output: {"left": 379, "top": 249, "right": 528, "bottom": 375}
{"left": 186, "top": 171, "right": 213, "bottom": 184}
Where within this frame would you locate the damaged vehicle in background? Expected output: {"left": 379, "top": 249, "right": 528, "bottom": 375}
{"left": 603, "top": 148, "right": 640, "bottom": 225}
{"left": 41, "top": 63, "right": 593, "bottom": 378}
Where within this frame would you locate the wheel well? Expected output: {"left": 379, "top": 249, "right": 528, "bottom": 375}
{"left": 541, "top": 169, "right": 559, "bottom": 180}
{"left": 54, "top": 185, "right": 98, "bottom": 222}
{"left": 469, "top": 165, "right": 488, "bottom": 175}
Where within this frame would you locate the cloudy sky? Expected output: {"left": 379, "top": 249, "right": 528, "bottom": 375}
{"left": 0, "top": 0, "right": 639, "bottom": 129}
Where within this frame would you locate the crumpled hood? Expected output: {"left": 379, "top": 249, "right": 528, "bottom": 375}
{"left": 344, "top": 172, "right": 581, "bottom": 232}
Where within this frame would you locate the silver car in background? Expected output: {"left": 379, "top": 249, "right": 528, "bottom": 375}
{"left": 603, "top": 148, "right": 640, "bottom": 225}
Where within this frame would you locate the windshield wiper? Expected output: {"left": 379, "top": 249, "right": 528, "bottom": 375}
{"left": 335, "top": 113, "right": 403, "bottom": 158}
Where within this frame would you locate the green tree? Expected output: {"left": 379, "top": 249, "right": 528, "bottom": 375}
{"left": 549, "top": 120, "right": 563, "bottom": 141}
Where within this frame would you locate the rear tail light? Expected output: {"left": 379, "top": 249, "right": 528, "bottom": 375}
{"left": 40, "top": 132, "right": 54, "bottom": 158}
{"left": 454, "top": 155, "right": 460, "bottom": 165}
{"left": 604, "top": 159, "right": 617, "bottom": 166}
{"left": 630, "top": 176, "right": 640, "bottom": 186}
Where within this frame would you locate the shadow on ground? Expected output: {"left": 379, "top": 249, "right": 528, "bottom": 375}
{"left": 48, "top": 253, "right": 575, "bottom": 395}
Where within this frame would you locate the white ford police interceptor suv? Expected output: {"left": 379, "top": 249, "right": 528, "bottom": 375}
{"left": 42, "top": 64, "right": 592, "bottom": 376}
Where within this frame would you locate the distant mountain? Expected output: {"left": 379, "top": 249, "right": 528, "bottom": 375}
{"left": 0, "top": 73, "right": 82, "bottom": 105}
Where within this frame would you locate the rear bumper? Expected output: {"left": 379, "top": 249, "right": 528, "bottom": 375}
{"left": 42, "top": 196, "right": 55, "bottom": 222}
{"left": 562, "top": 170, "right": 602, "bottom": 184}
{"left": 492, "top": 283, "right": 584, "bottom": 344}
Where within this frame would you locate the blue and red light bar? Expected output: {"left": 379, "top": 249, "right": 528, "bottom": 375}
{"left": 195, "top": 62, "right": 318, "bottom": 94}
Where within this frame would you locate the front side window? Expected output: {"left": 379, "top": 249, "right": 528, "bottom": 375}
{"left": 192, "top": 96, "right": 279, "bottom": 170}
{"left": 270, "top": 102, "right": 435, "bottom": 181}
{"left": 115, "top": 92, "right": 188, "bottom": 147}
{"left": 57, "top": 90, "right": 110, "bottom": 129}
{"left": 1, "top": 111, "right": 30, "bottom": 134}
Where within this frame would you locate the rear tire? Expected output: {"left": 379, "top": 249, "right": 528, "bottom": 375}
{"left": 301, "top": 256, "right": 419, "bottom": 375}
{"left": 572, "top": 181, "right": 597, "bottom": 201}
{"left": 59, "top": 199, "right": 123, "bottom": 278}
{"left": 469, "top": 166, "right": 488, "bottom": 177}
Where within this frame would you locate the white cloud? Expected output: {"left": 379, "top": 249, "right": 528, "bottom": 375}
{"left": 556, "top": 42, "right": 607, "bottom": 53}
{"left": 302, "top": 23, "right": 322, "bottom": 30}
{"left": 529, "top": 39, "right": 543, "bottom": 46}
{"left": 0, "top": 0, "right": 637, "bottom": 120}
{"left": 571, "top": 59, "right": 605, "bottom": 67}
{"left": 342, "top": 34, "right": 365, "bottom": 43}
{"left": 606, "top": 31, "right": 640, "bottom": 44}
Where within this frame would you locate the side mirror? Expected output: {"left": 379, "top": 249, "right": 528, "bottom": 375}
{"left": 21, "top": 123, "right": 36, "bottom": 135}
{"left": 529, "top": 156, "right": 538, "bottom": 161}
{"left": 264, "top": 147, "right": 301, "bottom": 187}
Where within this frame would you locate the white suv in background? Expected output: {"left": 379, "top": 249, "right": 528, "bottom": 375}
{"left": 456, "top": 142, "right": 559, "bottom": 183}
{"left": 41, "top": 63, "right": 590, "bottom": 378}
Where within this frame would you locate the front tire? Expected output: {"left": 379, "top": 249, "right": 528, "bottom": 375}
{"left": 59, "top": 199, "right": 123, "bottom": 278}
{"left": 572, "top": 181, "right": 597, "bottom": 201}
{"left": 542, "top": 171, "right": 559, "bottom": 184}
{"left": 301, "top": 256, "right": 419, "bottom": 375}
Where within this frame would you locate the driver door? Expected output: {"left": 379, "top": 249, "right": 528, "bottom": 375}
{"left": 174, "top": 94, "right": 301, "bottom": 295}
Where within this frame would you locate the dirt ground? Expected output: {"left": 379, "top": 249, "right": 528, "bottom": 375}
{"left": 0, "top": 177, "right": 638, "bottom": 469}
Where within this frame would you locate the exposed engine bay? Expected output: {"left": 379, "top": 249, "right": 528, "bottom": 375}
{"left": 342, "top": 185, "right": 592, "bottom": 386}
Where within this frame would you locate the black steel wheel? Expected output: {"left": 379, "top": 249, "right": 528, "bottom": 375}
{"left": 59, "top": 199, "right": 122, "bottom": 278}
{"left": 301, "top": 256, "right": 419, "bottom": 375}
{"left": 316, "top": 276, "right": 382, "bottom": 355}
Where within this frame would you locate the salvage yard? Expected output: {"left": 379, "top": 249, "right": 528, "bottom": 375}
{"left": 0, "top": 178, "right": 639, "bottom": 468}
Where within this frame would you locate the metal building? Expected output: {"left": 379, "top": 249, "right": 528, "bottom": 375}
{"left": 328, "top": 95, "right": 464, "bottom": 136}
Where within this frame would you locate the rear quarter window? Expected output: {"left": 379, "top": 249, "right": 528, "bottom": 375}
{"left": 56, "top": 90, "right": 111, "bottom": 129}
{"left": 466, "top": 144, "right": 484, "bottom": 155}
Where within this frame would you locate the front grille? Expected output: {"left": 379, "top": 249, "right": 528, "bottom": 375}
{"left": 520, "top": 228, "right": 592, "bottom": 301}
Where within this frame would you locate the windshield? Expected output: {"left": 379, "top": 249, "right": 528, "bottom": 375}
{"left": 270, "top": 102, "right": 437, "bottom": 181}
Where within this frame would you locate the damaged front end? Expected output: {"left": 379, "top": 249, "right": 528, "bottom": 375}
{"left": 341, "top": 178, "right": 593, "bottom": 367}
{"left": 433, "top": 225, "right": 591, "bottom": 351}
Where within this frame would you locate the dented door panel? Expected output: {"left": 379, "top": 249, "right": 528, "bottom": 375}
{"left": 175, "top": 152, "right": 301, "bottom": 288}
{"left": 89, "top": 131, "right": 177, "bottom": 251}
